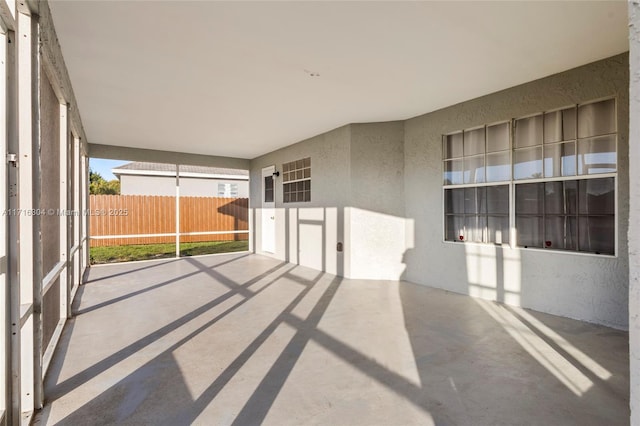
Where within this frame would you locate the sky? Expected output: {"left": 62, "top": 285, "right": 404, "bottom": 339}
{"left": 89, "top": 158, "right": 127, "bottom": 181}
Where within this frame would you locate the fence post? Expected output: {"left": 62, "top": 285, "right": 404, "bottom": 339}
{"left": 175, "top": 164, "right": 180, "bottom": 258}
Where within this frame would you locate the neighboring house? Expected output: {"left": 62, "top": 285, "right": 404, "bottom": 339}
{"left": 112, "top": 161, "right": 249, "bottom": 197}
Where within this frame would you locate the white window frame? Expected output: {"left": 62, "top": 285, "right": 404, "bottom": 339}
{"left": 442, "top": 97, "right": 618, "bottom": 257}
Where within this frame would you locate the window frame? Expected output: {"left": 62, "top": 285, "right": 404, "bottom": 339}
{"left": 282, "top": 157, "right": 311, "bottom": 203}
{"left": 442, "top": 96, "right": 618, "bottom": 257}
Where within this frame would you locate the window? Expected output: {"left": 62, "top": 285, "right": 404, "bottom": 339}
{"left": 217, "top": 183, "right": 238, "bottom": 197}
{"left": 443, "top": 98, "right": 617, "bottom": 255}
{"left": 444, "top": 122, "right": 511, "bottom": 244}
{"left": 264, "top": 176, "right": 274, "bottom": 203}
{"left": 283, "top": 157, "right": 311, "bottom": 203}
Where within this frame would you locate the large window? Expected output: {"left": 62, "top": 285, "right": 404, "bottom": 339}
{"left": 443, "top": 98, "right": 617, "bottom": 255}
{"left": 283, "top": 157, "right": 311, "bottom": 203}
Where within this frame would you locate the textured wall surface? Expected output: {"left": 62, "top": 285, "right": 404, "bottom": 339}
{"left": 628, "top": 1, "right": 639, "bottom": 422}
{"left": 250, "top": 125, "right": 352, "bottom": 276}
{"left": 250, "top": 122, "right": 409, "bottom": 279}
{"left": 404, "top": 54, "right": 629, "bottom": 328}
{"left": 250, "top": 54, "right": 629, "bottom": 328}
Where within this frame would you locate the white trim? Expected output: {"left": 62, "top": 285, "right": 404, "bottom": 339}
{"left": 41, "top": 319, "right": 65, "bottom": 379}
{"left": 42, "top": 261, "right": 65, "bottom": 296}
{"left": 112, "top": 168, "right": 248, "bottom": 180}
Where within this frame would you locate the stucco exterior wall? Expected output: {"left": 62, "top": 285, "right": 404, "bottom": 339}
{"left": 250, "top": 122, "right": 408, "bottom": 279}
{"left": 250, "top": 125, "right": 352, "bottom": 276}
{"left": 404, "top": 54, "right": 629, "bottom": 328}
{"left": 628, "top": 1, "right": 639, "bottom": 422}
{"left": 120, "top": 174, "right": 249, "bottom": 197}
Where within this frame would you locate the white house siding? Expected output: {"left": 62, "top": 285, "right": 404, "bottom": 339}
{"left": 120, "top": 174, "right": 249, "bottom": 197}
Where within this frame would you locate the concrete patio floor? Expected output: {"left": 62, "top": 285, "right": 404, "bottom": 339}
{"left": 35, "top": 253, "right": 629, "bottom": 425}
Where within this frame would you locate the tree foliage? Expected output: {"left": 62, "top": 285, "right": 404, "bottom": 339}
{"left": 90, "top": 169, "right": 121, "bottom": 195}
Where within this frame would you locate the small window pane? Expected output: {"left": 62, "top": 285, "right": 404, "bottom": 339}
{"left": 515, "top": 115, "right": 543, "bottom": 148}
{"left": 578, "top": 216, "right": 615, "bottom": 254}
{"left": 283, "top": 193, "right": 290, "bottom": 203}
{"left": 516, "top": 183, "right": 543, "bottom": 215}
{"left": 544, "top": 141, "right": 576, "bottom": 178}
{"left": 486, "top": 185, "right": 509, "bottom": 214}
{"left": 578, "top": 99, "right": 615, "bottom": 138}
{"left": 304, "top": 157, "right": 311, "bottom": 167}
{"left": 296, "top": 159, "right": 304, "bottom": 169}
{"left": 514, "top": 147, "right": 543, "bottom": 180}
{"left": 464, "top": 187, "right": 478, "bottom": 214}
{"left": 445, "top": 189, "right": 464, "bottom": 214}
{"left": 544, "top": 108, "right": 576, "bottom": 143}
{"left": 486, "top": 152, "right": 511, "bottom": 182}
{"left": 545, "top": 216, "right": 577, "bottom": 250}
{"left": 445, "top": 215, "right": 465, "bottom": 242}
{"left": 443, "top": 133, "right": 463, "bottom": 159}
{"left": 463, "top": 155, "right": 485, "bottom": 184}
{"left": 465, "top": 216, "right": 483, "bottom": 243}
{"left": 487, "top": 122, "right": 509, "bottom": 152}
{"left": 516, "top": 216, "right": 543, "bottom": 248}
{"left": 488, "top": 216, "right": 509, "bottom": 244}
{"left": 304, "top": 168, "right": 311, "bottom": 178}
{"left": 444, "top": 159, "right": 463, "bottom": 185}
{"left": 464, "top": 128, "right": 485, "bottom": 156}
{"left": 577, "top": 135, "right": 616, "bottom": 175}
{"left": 544, "top": 182, "right": 564, "bottom": 215}
{"left": 578, "top": 178, "right": 615, "bottom": 215}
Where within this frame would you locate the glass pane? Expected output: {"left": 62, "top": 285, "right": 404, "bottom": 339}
{"left": 464, "top": 128, "right": 485, "bottom": 156}
{"left": 488, "top": 215, "right": 509, "bottom": 244}
{"left": 578, "top": 99, "right": 615, "bottom": 138}
{"left": 465, "top": 215, "right": 483, "bottom": 243}
{"left": 544, "top": 141, "right": 576, "bottom": 178}
{"left": 487, "top": 122, "right": 509, "bottom": 152}
{"left": 578, "top": 216, "right": 615, "bottom": 255}
{"left": 577, "top": 135, "right": 616, "bottom": 175}
{"left": 304, "top": 168, "right": 310, "bottom": 178}
{"left": 445, "top": 215, "right": 465, "bottom": 242}
{"left": 514, "top": 147, "right": 543, "bottom": 180}
{"left": 443, "top": 133, "right": 463, "bottom": 159}
{"left": 544, "top": 107, "right": 576, "bottom": 143}
{"left": 486, "top": 185, "right": 509, "bottom": 214}
{"left": 463, "top": 155, "right": 485, "bottom": 184}
{"left": 296, "top": 159, "right": 304, "bottom": 169}
{"left": 544, "top": 182, "right": 564, "bottom": 214}
{"left": 444, "top": 159, "right": 463, "bottom": 185}
{"left": 578, "top": 178, "right": 615, "bottom": 215}
{"left": 545, "top": 216, "right": 577, "bottom": 250}
{"left": 486, "top": 152, "right": 511, "bottom": 182}
{"left": 516, "top": 216, "right": 543, "bottom": 248}
{"left": 445, "top": 188, "right": 464, "bottom": 214}
{"left": 264, "top": 176, "right": 274, "bottom": 203}
{"left": 516, "top": 183, "right": 543, "bottom": 215}
{"left": 464, "top": 187, "right": 478, "bottom": 214}
{"left": 514, "top": 114, "right": 543, "bottom": 148}
{"left": 283, "top": 163, "right": 289, "bottom": 172}
{"left": 304, "top": 157, "right": 311, "bottom": 167}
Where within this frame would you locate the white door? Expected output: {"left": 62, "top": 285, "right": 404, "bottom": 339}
{"left": 261, "top": 166, "right": 276, "bottom": 253}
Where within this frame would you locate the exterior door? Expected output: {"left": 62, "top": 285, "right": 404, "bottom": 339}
{"left": 261, "top": 166, "right": 276, "bottom": 253}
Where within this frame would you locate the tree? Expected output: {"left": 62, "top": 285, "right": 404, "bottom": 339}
{"left": 90, "top": 169, "right": 121, "bottom": 195}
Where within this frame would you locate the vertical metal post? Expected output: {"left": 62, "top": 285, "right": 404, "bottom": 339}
{"left": 175, "top": 164, "right": 180, "bottom": 258}
{"left": 59, "top": 103, "right": 69, "bottom": 319}
{"left": 83, "top": 150, "right": 89, "bottom": 275}
{"left": 0, "top": 27, "right": 8, "bottom": 426}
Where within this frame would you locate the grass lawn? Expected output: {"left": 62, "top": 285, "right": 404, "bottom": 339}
{"left": 90, "top": 240, "right": 249, "bottom": 264}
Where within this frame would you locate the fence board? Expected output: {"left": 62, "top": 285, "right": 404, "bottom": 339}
{"left": 89, "top": 195, "right": 248, "bottom": 247}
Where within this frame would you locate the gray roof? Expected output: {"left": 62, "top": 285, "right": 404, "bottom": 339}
{"left": 113, "top": 162, "right": 249, "bottom": 176}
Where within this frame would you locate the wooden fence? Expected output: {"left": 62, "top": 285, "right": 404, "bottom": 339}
{"left": 90, "top": 195, "right": 248, "bottom": 247}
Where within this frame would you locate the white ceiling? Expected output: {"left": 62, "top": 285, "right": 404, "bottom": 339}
{"left": 49, "top": 1, "right": 629, "bottom": 160}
